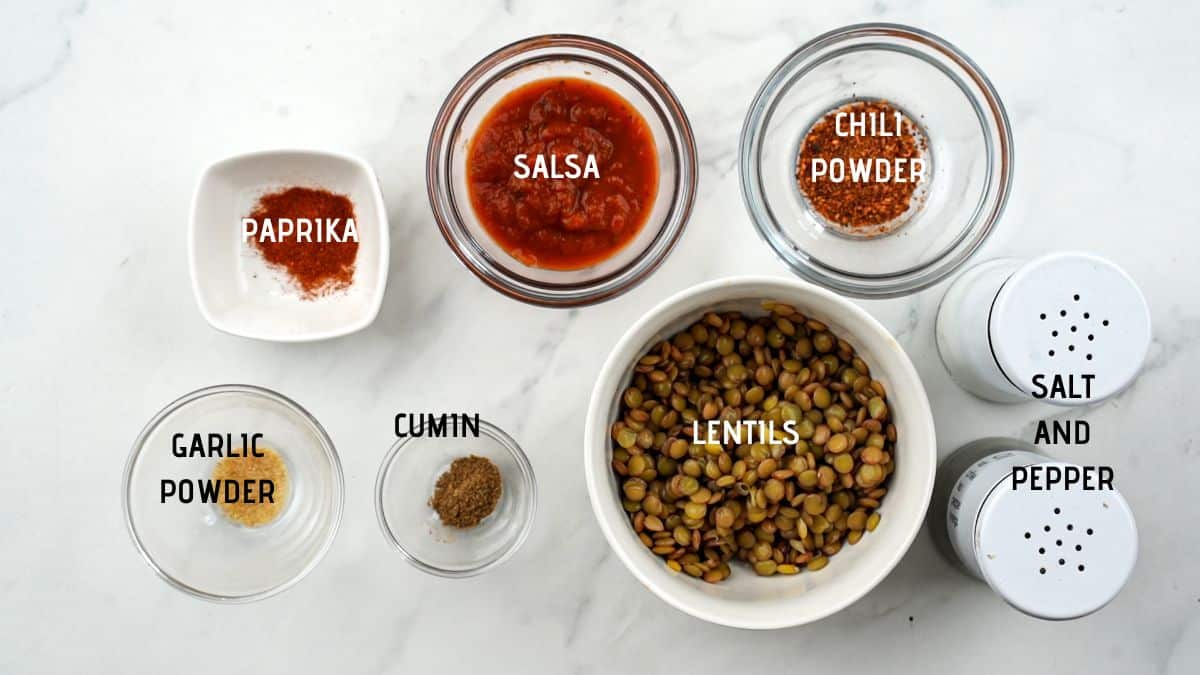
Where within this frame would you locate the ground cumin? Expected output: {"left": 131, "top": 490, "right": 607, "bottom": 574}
{"left": 796, "top": 100, "right": 925, "bottom": 232}
{"left": 429, "top": 455, "right": 502, "bottom": 528}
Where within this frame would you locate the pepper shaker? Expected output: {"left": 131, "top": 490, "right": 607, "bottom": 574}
{"left": 931, "top": 438, "right": 1137, "bottom": 620}
{"left": 935, "top": 252, "right": 1150, "bottom": 404}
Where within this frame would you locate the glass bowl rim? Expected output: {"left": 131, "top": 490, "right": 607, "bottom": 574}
{"left": 121, "top": 383, "right": 345, "bottom": 603}
{"left": 374, "top": 418, "right": 538, "bottom": 578}
{"left": 426, "top": 32, "right": 698, "bottom": 308}
{"left": 738, "top": 22, "right": 1014, "bottom": 298}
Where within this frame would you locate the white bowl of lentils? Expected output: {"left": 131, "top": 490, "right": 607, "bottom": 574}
{"left": 584, "top": 276, "right": 936, "bottom": 629}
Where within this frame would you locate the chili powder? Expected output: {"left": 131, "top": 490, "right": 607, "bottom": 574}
{"left": 796, "top": 100, "right": 926, "bottom": 233}
{"left": 247, "top": 187, "right": 358, "bottom": 298}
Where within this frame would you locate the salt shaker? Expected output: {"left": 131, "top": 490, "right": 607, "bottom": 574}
{"left": 931, "top": 438, "right": 1137, "bottom": 620}
{"left": 935, "top": 252, "right": 1150, "bottom": 404}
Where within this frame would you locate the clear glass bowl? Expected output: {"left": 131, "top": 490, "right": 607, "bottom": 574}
{"left": 427, "top": 34, "right": 697, "bottom": 307}
{"left": 375, "top": 420, "right": 537, "bottom": 577}
{"left": 122, "top": 385, "right": 344, "bottom": 602}
{"left": 739, "top": 23, "right": 1013, "bottom": 298}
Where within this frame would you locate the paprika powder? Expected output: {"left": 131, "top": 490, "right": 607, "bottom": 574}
{"left": 246, "top": 187, "right": 359, "bottom": 298}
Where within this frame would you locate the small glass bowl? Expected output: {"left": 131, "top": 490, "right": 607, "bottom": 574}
{"left": 740, "top": 23, "right": 1013, "bottom": 298}
{"left": 375, "top": 420, "right": 537, "bottom": 577}
{"left": 427, "top": 34, "right": 697, "bottom": 307}
{"left": 122, "top": 384, "right": 344, "bottom": 602}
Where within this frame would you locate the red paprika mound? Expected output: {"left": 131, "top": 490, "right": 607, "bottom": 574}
{"left": 247, "top": 187, "right": 359, "bottom": 298}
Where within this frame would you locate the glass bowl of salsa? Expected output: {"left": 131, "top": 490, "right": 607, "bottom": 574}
{"left": 428, "top": 34, "right": 697, "bottom": 307}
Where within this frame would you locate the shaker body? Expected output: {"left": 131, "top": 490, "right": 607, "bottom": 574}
{"left": 935, "top": 438, "right": 1138, "bottom": 620}
{"left": 940, "top": 439, "right": 1048, "bottom": 579}
{"left": 935, "top": 258, "right": 1023, "bottom": 402}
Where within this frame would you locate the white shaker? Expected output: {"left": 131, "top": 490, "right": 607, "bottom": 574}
{"left": 932, "top": 438, "right": 1138, "bottom": 620}
{"left": 935, "top": 252, "right": 1151, "bottom": 404}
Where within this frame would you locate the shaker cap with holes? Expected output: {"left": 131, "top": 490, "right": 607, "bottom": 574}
{"left": 976, "top": 462, "right": 1137, "bottom": 620}
{"left": 991, "top": 253, "right": 1151, "bottom": 403}
{"left": 935, "top": 252, "right": 1151, "bottom": 404}
{"left": 941, "top": 441, "right": 1138, "bottom": 621}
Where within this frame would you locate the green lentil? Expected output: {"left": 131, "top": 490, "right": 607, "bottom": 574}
{"left": 866, "top": 512, "right": 882, "bottom": 532}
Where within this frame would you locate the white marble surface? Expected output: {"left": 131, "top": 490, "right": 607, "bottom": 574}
{"left": 2, "top": 1, "right": 1198, "bottom": 672}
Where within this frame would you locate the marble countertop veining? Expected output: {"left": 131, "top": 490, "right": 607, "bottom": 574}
{"left": 1, "top": 1, "right": 1198, "bottom": 673}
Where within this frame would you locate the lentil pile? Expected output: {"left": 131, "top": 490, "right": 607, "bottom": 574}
{"left": 610, "top": 303, "right": 896, "bottom": 582}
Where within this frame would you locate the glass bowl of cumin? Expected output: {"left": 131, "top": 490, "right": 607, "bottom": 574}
{"left": 740, "top": 23, "right": 1013, "bottom": 298}
{"left": 375, "top": 420, "right": 537, "bottom": 577}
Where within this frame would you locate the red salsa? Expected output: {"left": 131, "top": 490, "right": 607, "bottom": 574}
{"left": 466, "top": 77, "right": 659, "bottom": 270}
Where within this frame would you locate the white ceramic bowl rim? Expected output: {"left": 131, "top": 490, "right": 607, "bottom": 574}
{"left": 583, "top": 276, "right": 936, "bottom": 628}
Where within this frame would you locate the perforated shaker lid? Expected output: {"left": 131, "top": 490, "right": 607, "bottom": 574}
{"left": 975, "top": 463, "right": 1137, "bottom": 620}
{"left": 989, "top": 252, "right": 1151, "bottom": 403}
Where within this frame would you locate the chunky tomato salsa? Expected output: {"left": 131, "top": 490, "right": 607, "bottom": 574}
{"left": 466, "top": 77, "right": 659, "bottom": 270}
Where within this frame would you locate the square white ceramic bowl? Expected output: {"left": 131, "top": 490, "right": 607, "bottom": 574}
{"left": 189, "top": 149, "right": 389, "bottom": 341}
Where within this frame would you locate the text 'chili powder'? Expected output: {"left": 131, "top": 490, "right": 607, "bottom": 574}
{"left": 248, "top": 187, "right": 358, "bottom": 298}
{"left": 796, "top": 100, "right": 926, "bottom": 234}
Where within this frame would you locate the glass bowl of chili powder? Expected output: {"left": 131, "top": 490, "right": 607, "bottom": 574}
{"left": 740, "top": 23, "right": 1014, "bottom": 298}
{"left": 428, "top": 34, "right": 697, "bottom": 307}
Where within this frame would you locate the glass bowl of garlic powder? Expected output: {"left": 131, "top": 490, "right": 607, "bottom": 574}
{"left": 123, "top": 384, "right": 344, "bottom": 602}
